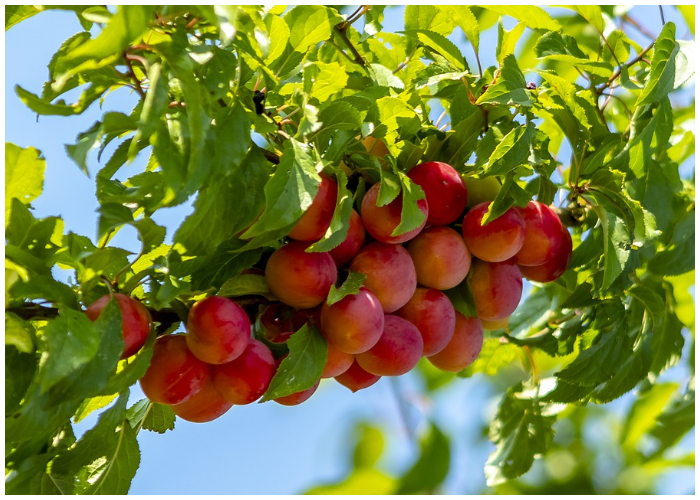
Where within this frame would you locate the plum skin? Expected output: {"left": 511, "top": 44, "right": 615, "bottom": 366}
{"left": 186, "top": 296, "right": 251, "bottom": 365}
{"left": 320, "top": 287, "right": 385, "bottom": 355}
{"left": 288, "top": 173, "right": 338, "bottom": 241}
{"left": 462, "top": 202, "right": 526, "bottom": 263}
{"left": 427, "top": 312, "right": 484, "bottom": 372}
{"left": 407, "top": 161, "right": 468, "bottom": 225}
{"left": 360, "top": 182, "right": 429, "bottom": 244}
{"left": 85, "top": 293, "right": 151, "bottom": 359}
{"left": 407, "top": 226, "right": 471, "bottom": 290}
{"left": 211, "top": 339, "right": 276, "bottom": 405}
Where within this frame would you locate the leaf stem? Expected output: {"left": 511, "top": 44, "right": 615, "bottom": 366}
{"left": 522, "top": 346, "right": 539, "bottom": 384}
{"left": 333, "top": 26, "right": 366, "bottom": 67}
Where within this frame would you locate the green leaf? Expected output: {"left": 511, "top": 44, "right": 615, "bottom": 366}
{"left": 100, "top": 331, "right": 155, "bottom": 396}
{"left": 5, "top": 345, "right": 37, "bottom": 416}
{"left": 5, "top": 5, "right": 41, "bottom": 31}
{"left": 317, "top": 101, "right": 362, "bottom": 133}
{"left": 444, "top": 278, "right": 477, "bottom": 319}
{"left": 307, "top": 171, "right": 355, "bottom": 253}
{"left": 73, "top": 394, "right": 118, "bottom": 424}
{"left": 142, "top": 402, "right": 176, "bottom": 434}
{"left": 628, "top": 286, "right": 665, "bottom": 323}
{"left": 261, "top": 324, "right": 327, "bottom": 401}
{"left": 649, "top": 381, "right": 695, "bottom": 456}
{"left": 407, "top": 30, "right": 467, "bottom": 71}
{"left": 218, "top": 274, "right": 275, "bottom": 300}
{"left": 54, "top": 6, "right": 153, "bottom": 89}
{"left": 176, "top": 147, "right": 271, "bottom": 255}
{"left": 636, "top": 23, "right": 679, "bottom": 107}
{"left": 650, "top": 311, "right": 685, "bottom": 376}
{"left": 439, "top": 6, "right": 479, "bottom": 54}
{"left": 476, "top": 54, "right": 531, "bottom": 107}
{"left": 51, "top": 392, "right": 140, "bottom": 494}
{"left": 404, "top": 6, "right": 455, "bottom": 37}
{"left": 265, "top": 13, "right": 290, "bottom": 63}
{"left": 16, "top": 83, "right": 108, "bottom": 116}
{"left": 481, "top": 6, "right": 560, "bottom": 31}
{"left": 496, "top": 22, "right": 526, "bottom": 65}
{"left": 241, "top": 139, "right": 321, "bottom": 240}
{"left": 326, "top": 271, "right": 366, "bottom": 306}
{"left": 390, "top": 172, "right": 427, "bottom": 237}
{"left": 459, "top": 338, "right": 519, "bottom": 377}
{"left": 310, "top": 62, "right": 348, "bottom": 101}
{"left": 621, "top": 382, "right": 678, "bottom": 449}
{"left": 565, "top": 5, "right": 605, "bottom": 33}
{"left": 485, "top": 384, "right": 558, "bottom": 485}
{"left": 592, "top": 207, "right": 630, "bottom": 290}
{"left": 66, "top": 112, "right": 136, "bottom": 174}
{"left": 396, "top": 423, "right": 451, "bottom": 494}
{"left": 484, "top": 123, "right": 535, "bottom": 177}
{"left": 5, "top": 312, "right": 36, "bottom": 353}
{"left": 5, "top": 143, "right": 46, "bottom": 224}
{"left": 284, "top": 6, "right": 343, "bottom": 53}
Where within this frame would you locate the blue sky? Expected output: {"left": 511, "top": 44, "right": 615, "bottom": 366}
{"left": 5, "top": 6, "right": 694, "bottom": 494}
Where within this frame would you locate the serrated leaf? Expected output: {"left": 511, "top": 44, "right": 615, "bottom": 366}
{"left": 439, "top": 6, "right": 479, "bottom": 54}
{"left": 284, "top": 5, "right": 342, "bottom": 53}
{"left": 476, "top": 54, "right": 531, "bottom": 107}
{"left": 51, "top": 392, "right": 140, "bottom": 494}
{"left": 218, "top": 274, "right": 275, "bottom": 299}
{"left": 593, "top": 207, "right": 630, "bottom": 290}
{"left": 628, "top": 286, "right": 665, "bottom": 322}
{"left": 636, "top": 23, "right": 679, "bottom": 107}
{"left": 484, "top": 123, "right": 535, "bottom": 177}
{"left": 6, "top": 5, "right": 42, "bottom": 31}
{"left": 496, "top": 22, "right": 525, "bottom": 65}
{"left": 481, "top": 6, "right": 560, "bottom": 31}
{"left": 458, "top": 338, "right": 519, "bottom": 377}
{"left": 317, "top": 101, "right": 362, "bottom": 132}
{"left": 485, "top": 384, "right": 557, "bottom": 486}
{"left": 407, "top": 30, "right": 467, "bottom": 70}
{"left": 5, "top": 143, "right": 46, "bottom": 225}
{"left": 404, "top": 6, "right": 455, "bottom": 37}
{"left": 265, "top": 13, "right": 290, "bottom": 63}
{"left": 310, "top": 61, "right": 348, "bottom": 101}
{"left": 73, "top": 394, "right": 118, "bottom": 423}
{"left": 261, "top": 324, "right": 327, "bottom": 401}
{"left": 142, "top": 403, "right": 176, "bottom": 434}
{"left": 241, "top": 139, "right": 321, "bottom": 240}
{"left": 326, "top": 272, "right": 366, "bottom": 306}
{"left": 650, "top": 311, "right": 685, "bottom": 376}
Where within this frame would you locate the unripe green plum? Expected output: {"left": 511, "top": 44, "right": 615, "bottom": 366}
{"left": 361, "top": 182, "right": 429, "bottom": 244}
{"left": 462, "top": 202, "right": 526, "bottom": 262}
{"left": 518, "top": 226, "right": 572, "bottom": 283}
{"left": 427, "top": 312, "right": 483, "bottom": 372}
{"left": 468, "top": 259, "right": 523, "bottom": 321}
{"left": 349, "top": 242, "right": 417, "bottom": 313}
{"left": 356, "top": 315, "right": 424, "bottom": 376}
{"left": 171, "top": 375, "right": 233, "bottom": 423}
{"left": 335, "top": 359, "right": 381, "bottom": 392}
{"left": 139, "top": 335, "right": 210, "bottom": 405}
{"left": 320, "top": 287, "right": 384, "bottom": 354}
{"left": 265, "top": 241, "right": 338, "bottom": 309}
{"left": 328, "top": 209, "right": 366, "bottom": 266}
{"left": 186, "top": 296, "right": 251, "bottom": 365}
{"left": 396, "top": 287, "right": 456, "bottom": 356}
{"left": 407, "top": 226, "right": 471, "bottom": 290}
{"left": 211, "top": 339, "right": 276, "bottom": 405}
{"left": 480, "top": 317, "right": 510, "bottom": 331}
{"left": 464, "top": 176, "right": 501, "bottom": 208}
{"left": 514, "top": 201, "right": 565, "bottom": 266}
{"left": 85, "top": 293, "right": 151, "bottom": 359}
{"left": 407, "top": 161, "right": 467, "bottom": 225}
{"left": 288, "top": 173, "right": 338, "bottom": 241}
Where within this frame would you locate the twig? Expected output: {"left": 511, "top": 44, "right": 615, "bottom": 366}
{"left": 658, "top": 5, "right": 666, "bottom": 25}
{"left": 596, "top": 40, "right": 655, "bottom": 93}
{"left": 340, "top": 5, "right": 370, "bottom": 31}
{"left": 473, "top": 45, "right": 483, "bottom": 78}
{"left": 123, "top": 52, "right": 146, "bottom": 99}
{"left": 254, "top": 144, "right": 280, "bottom": 164}
{"left": 334, "top": 26, "right": 366, "bottom": 67}
{"left": 392, "top": 44, "right": 420, "bottom": 74}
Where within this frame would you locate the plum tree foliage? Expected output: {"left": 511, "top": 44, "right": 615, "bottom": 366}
{"left": 5, "top": 4, "right": 695, "bottom": 494}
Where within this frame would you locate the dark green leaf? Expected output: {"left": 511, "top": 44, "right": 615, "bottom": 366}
{"left": 396, "top": 423, "right": 451, "bottom": 494}
{"left": 636, "top": 23, "right": 679, "bottom": 107}
{"left": 326, "top": 271, "right": 366, "bottom": 306}
{"left": 261, "top": 324, "right": 327, "bottom": 401}
{"left": 218, "top": 274, "right": 275, "bottom": 299}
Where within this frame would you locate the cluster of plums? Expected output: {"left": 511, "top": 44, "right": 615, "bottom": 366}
{"left": 84, "top": 155, "right": 572, "bottom": 423}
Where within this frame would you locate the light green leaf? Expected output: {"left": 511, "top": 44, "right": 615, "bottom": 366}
{"left": 326, "top": 271, "right": 366, "bottom": 306}
{"left": 484, "top": 123, "right": 535, "bottom": 176}
{"left": 459, "top": 338, "right": 519, "bottom": 377}
{"left": 284, "top": 6, "right": 343, "bottom": 53}
{"left": 74, "top": 394, "right": 118, "bottom": 423}
{"left": 476, "top": 54, "right": 531, "bottom": 107}
{"left": 408, "top": 30, "right": 467, "bottom": 70}
{"left": 496, "top": 22, "right": 525, "bottom": 65}
{"left": 311, "top": 62, "right": 348, "bottom": 101}
{"left": 265, "top": 13, "right": 290, "bottom": 63}
{"left": 440, "top": 6, "right": 479, "bottom": 53}
{"left": 261, "top": 324, "right": 327, "bottom": 401}
{"left": 317, "top": 101, "right": 362, "bottom": 133}
{"left": 5, "top": 143, "right": 45, "bottom": 224}
{"left": 565, "top": 5, "right": 605, "bottom": 33}
{"left": 5, "top": 5, "right": 41, "bottom": 31}
{"left": 5, "top": 313, "right": 36, "bottom": 353}
{"left": 219, "top": 274, "right": 275, "bottom": 300}
{"left": 404, "top": 6, "right": 455, "bottom": 37}
{"left": 621, "top": 382, "right": 678, "bottom": 449}
{"left": 481, "top": 6, "right": 561, "bottom": 31}
{"left": 636, "top": 23, "right": 679, "bottom": 107}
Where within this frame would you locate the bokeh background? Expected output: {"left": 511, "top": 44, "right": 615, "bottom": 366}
{"left": 5, "top": 5, "right": 695, "bottom": 494}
